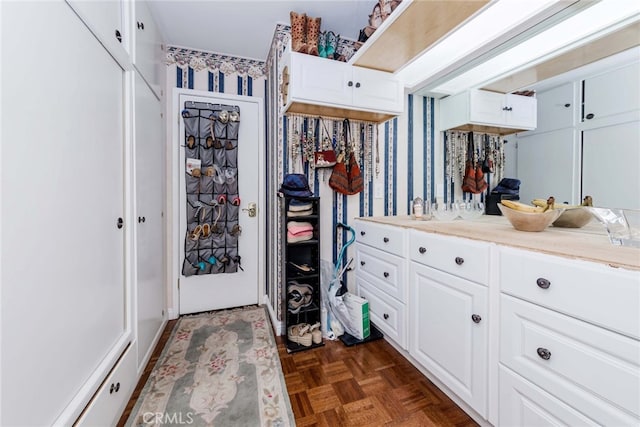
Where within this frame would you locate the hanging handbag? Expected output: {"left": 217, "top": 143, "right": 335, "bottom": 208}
{"left": 348, "top": 151, "right": 364, "bottom": 194}
{"left": 328, "top": 155, "right": 350, "bottom": 194}
{"left": 314, "top": 118, "right": 337, "bottom": 168}
{"left": 329, "top": 120, "right": 363, "bottom": 195}
{"left": 461, "top": 134, "right": 478, "bottom": 193}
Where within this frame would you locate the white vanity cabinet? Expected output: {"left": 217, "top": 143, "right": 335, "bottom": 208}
{"left": 498, "top": 247, "right": 640, "bottom": 426}
{"left": 354, "top": 220, "right": 407, "bottom": 348}
{"left": 282, "top": 49, "right": 403, "bottom": 123}
{"left": 440, "top": 89, "right": 537, "bottom": 134}
{"left": 409, "top": 231, "right": 489, "bottom": 418}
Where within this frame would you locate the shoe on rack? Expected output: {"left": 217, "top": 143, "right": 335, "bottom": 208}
{"left": 288, "top": 323, "right": 312, "bottom": 346}
{"left": 309, "top": 322, "right": 322, "bottom": 344}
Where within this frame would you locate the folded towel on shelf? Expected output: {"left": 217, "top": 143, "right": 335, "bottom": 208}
{"left": 288, "top": 199, "right": 313, "bottom": 212}
{"left": 287, "top": 230, "right": 313, "bottom": 243}
{"left": 287, "top": 221, "right": 313, "bottom": 235}
{"left": 287, "top": 209, "right": 313, "bottom": 217}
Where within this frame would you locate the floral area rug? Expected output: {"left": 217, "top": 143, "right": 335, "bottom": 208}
{"left": 125, "top": 305, "right": 294, "bottom": 426}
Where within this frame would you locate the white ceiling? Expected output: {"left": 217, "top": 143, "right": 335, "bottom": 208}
{"left": 147, "top": 0, "right": 377, "bottom": 61}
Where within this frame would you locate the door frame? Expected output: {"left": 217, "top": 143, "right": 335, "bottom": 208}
{"left": 168, "top": 88, "right": 265, "bottom": 318}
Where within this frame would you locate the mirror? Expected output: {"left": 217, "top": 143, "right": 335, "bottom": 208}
{"left": 505, "top": 48, "right": 640, "bottom": 211}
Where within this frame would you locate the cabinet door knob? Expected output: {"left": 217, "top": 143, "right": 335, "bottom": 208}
{"left": 455, "top": 256, "right": 464, "bottom": 265}
{"left": 360, "top": 261, "right": 365, "bottom": 266}
{"left": 585, "top": 113, "right": 595, "bottom": 120}
{"left": 383, "top": 313, "right": 389, "bottom": 320}
{"left": 137, "top": 21, "right": 145, "bottom": 30}
{"left": 564, "top": 103, "right": 571, "bottom": 108}
{"left": 471, "top": 314, "right": 482, "bottom": 323}
{"left": 355, "top": 82, "right": 361, "bottom": 88}
{"left": 360, "top": 231, "right": 366, "bottom": 236}
{"left": 383, "top": 237, "right": 389, "bottom": 243}
{"left": 537, "top": 347, "right": 551, "bottom": 360}
{"left": 115, "top": 382, "right": 120, "bottom": 392}
{"left": 142, "top": 216, "right": 146, "bottom": 223}
{"left": 418, "top": 247, "right": 426, "bottom": 254}
{"left": 383, "top": 272, "right": 389, "bottom": 278}
{"left": 348, "top": 81, "right": 353, "bottom": 87}
{"left": 109, "top": 383, "right": 115, "bottom": 394}
{"left": 115, "top": 29, "right": 122, "bottom": 43}
{"left": 117, "top": 217, "right": 124, "bottom": 229}
{"left": 536, "top": 278, "right": 551, "bottom": 289}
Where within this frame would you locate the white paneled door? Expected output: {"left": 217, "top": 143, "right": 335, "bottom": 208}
{"left": 178, "top": 92, "right": 263, "bottom": 314}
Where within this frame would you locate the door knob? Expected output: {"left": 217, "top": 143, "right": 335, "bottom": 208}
{"left": 242, "top": 202, "right": 257, "bottom": 217}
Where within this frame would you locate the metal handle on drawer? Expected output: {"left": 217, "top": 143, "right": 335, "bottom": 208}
{"left": 471, "top": 314, "right": 482, "bottom": 323}
{"left": 418, "top": 247, "right": 426, "bottom": 254}
{"left": 383, "top": 272, "right": 390, "bottom": 278}
{"left": 383, "top": 313, "right": 389, "bottom": 320}
{"left": 383, "top": 237, "right": 389, "bottom": 243}
{"left": 455, "top": 256, "right": 464, "bottom": 265}
{"left": 360, "top": 231, "right": 366, "bottom": 236}
{"left": 536, "top": 278, "right": 551, "bottom": 289}
{"left": 537, "top": 347, "right": 551, "bottom": 360}
{"left": 360, "top": 261, "right": 365, "bottom": 266}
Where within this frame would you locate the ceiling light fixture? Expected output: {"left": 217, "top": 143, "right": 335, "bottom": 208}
{"left": 433, "top": 0, "right": 640, "bottom": 95}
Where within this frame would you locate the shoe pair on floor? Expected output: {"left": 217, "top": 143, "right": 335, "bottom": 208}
{"left": 287, "top": 322, "right": 322, "bottom": 346}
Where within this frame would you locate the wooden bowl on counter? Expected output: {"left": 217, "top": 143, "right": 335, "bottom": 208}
{"left": 498, "top": 204, "right": 562, "bottom": 232}
{"left": 552, "top": 207, "right": 594, "bottom": 228}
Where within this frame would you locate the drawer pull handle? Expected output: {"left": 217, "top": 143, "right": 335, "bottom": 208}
{"left": 471, "top": 314, "right": 482, "bottom": 323}
{"left": 455, "top": 257, "right": 464, "bottom": 265}
{"left": 383, "top": 237, "right": 389, "bottom": 243}
{"left": 115, "top": 382, "right": 120, "bottom": 392}
{"left": 360, "top": 261, "right": 365, "bottom": 266}
{"left": 536, "top": 278, "right": 551, "bottom": 289}
{"left": 110, "top": 383, "right": 115, "bottom": 394}
{"left": 418, "top": 247, "right": 426, "bottom": 254}
{"left": 383, "top": 272, "right": 390, "bottom": 278}
{"left": 537, "top": 347, "right": 551, "bottom": 360}
{"left": 383, "top": 313, "right": 389, "bottom": 320}
{"left": 360, "top": 231, "right": 366, "bottom": 236}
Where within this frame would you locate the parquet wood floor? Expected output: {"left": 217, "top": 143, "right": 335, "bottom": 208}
{"left": 118, "top": 319, "right": 477, "bottom": 426}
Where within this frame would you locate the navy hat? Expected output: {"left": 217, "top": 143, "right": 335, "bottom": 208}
{"left": 280, "top": 174, "right": 313, "bottom": 198}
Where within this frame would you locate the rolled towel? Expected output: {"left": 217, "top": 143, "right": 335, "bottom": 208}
{"left": 287, "top": 230, "right": 313, "bottom": 243}
{"left": 287, "top": 221, "right": 313, "bottom": 235}
{"left": 287, "top": 209, "right": 313, "bottom": 217}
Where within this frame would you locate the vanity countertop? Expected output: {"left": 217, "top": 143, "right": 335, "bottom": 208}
{"left": 356, "top": 215, "right": 640, "bottom": 271}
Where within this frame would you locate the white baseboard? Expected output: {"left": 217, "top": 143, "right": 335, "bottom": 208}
{"left": 263, "top": 294, "right": 282, "bottom": 336}
{"left": 167, "top": 307, "right": 178, "bottom": 320}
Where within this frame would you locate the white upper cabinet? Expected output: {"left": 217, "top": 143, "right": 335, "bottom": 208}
{"left": 66, "top": 0, "right": 131, "bottom": 66}
{"left": 282, "top": 49, "right": 403, "bottom": 123}
{"left": 133, "top": 0, "right": 164, "bottom": 97}
{"left": 582, "top": 62, "right": 640, "bottom": 123}
{"left": 532, "top": 82, "right": 575, "bottom": 134}
{"left": 440, "top": 89, "right": 537, "bottom": 135}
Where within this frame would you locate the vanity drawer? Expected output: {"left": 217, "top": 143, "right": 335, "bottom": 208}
{"left": 357, "top": 278, "right": 406, "bottom": 349}
{"left": 501, "top": 295, "right": 640, "bottom": 420}
{"left": 500, "top": 247, "right": 640, "bottom": 339}
{"left": 354, "top": 220, "right": 404, "bottom": 256}
{"left": 499, "top": 366, "right": 638, "bottom": 427}
{"left": 355, "top": 243, "right": 405, "bottom": 302}
{"left": 409, "top": 231, "right": 489, "bottom": 286}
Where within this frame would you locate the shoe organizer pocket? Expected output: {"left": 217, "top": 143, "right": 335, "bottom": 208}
{"left": 213, "top": 119, "right": 227, "bottom": 139}
{"left": 225, "top": 253, "right": 239, "bottom": 273}
{"left": 186, "top": 173, "right": 200, "bottom": 194}
{"left": 214, "top": 147, "right": 226, "bottom": 166}
{"left": 211, "top": 203, "right": 226, "bottom": 224}
{"left": 211, "top": 248, "right": 226, "bottom": 274}
{"left": 226, "top": 225, "right": 239, "bottom": 248}
{"left": 225, "top": 145, "right": 238, "bottom": 168}
{"left": 225, "top": 168, "right": 238, "bottom": 193}
{"left": 227, "top": 121, "right": 239, "bottom": 140}
{"left": 211, "top": 229, "right": 225, "bottom": 250}
{"left": 199, "top": 231, "right": 213, "bottom": 249}
{"left": 182, "top": 251, "right": 199, "bottom": 277}
{"left": 226, "top": 201, "right": 239, "bottom": 222}
{"left": 186, "top": 195, "right": 202, "bottom": 224}
{"left": 199, "top": 145, "right": 214, "bottom": 167}
{"left": 185, "top": 231, "right": 198, "bottom": 252}
{"left": 193, "top": 249, "right": 211, "bottom": 274}
{"left": 185, "top": 144, "right": 199, "bottom": 160}
{"left": 199, "top": 111, "right": 214, "bottom": 138}
{"left": 200, "top": 174, "right": 214, "bottom": 194}
{"left": 182, "top": 108, "right": 199, "bottom": 139}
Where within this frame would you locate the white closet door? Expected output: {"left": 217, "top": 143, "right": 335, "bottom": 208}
{"left": 1, "top": 2, "right": 126, "bottom": 425}
{"left": 134, "top": 74, "right": 165, "bottom": 369}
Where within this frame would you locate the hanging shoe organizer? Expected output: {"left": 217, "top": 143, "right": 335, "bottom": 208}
{"left": 181, "top": 101, "right": 242, "bottom": 276}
